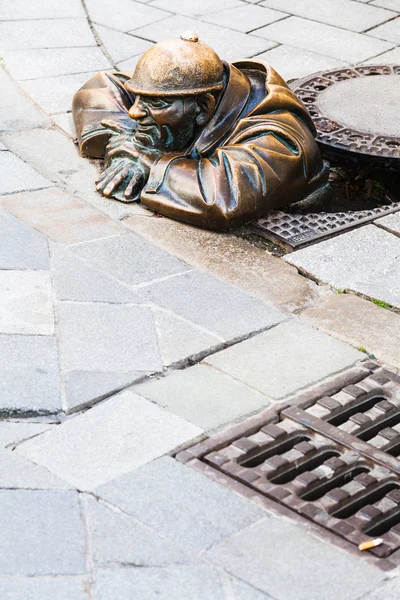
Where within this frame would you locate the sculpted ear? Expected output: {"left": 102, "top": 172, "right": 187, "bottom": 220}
{"left": 196, "top": 94, "right": 216, "bottom": 126}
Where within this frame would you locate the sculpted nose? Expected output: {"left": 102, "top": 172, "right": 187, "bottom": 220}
{"left": 129, "top": 96, "right": 146, "bottom": 119}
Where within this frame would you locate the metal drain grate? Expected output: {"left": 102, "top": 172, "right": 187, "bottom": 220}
{"left": 252, "top": 200, "right": 400, "bottom": 251}
{"left": 177, "top": 363, "right": 400, "bottom": 567}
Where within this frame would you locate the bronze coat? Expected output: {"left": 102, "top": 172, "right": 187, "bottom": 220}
{"left": 73, "top": 60, "right": 329, "bottom": 231}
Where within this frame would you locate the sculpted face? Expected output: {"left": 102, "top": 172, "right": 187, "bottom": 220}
{"left": 128, "top": 94, "right": 215, "bottom": 153}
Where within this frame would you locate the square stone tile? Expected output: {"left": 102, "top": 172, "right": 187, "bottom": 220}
{"left": 0, "top": 422, "right": 53, "bottom": 448}
{"left": 140, "top": 270, "right": 286, "bottom": 341}
{"left": 0, "top": 270, "right": 54, "bottom": 335}
{"left": 86, "top": 0, "right": 170, "bottom": 32}
{"left": 201, "top": 4, "right": 287, "bottom": 32}
{"left": 94, "top": 26, "right": 153, "bottom": 63}
{"left": 375, "top": 212, "right": 400, "bottom": 235}
{"left": 57, "top": 302, "right": 161, "bottom": 372}
{"left": 255, "top": 45, "right": 348, "bottom": 82}
{"left": 70, "top": 233, "right": 189, "bottom": 286}
{"left": 116, "top": 54, "right": 143, "bottom": 72}
{"left": 0, "top": 18, "right": 96, "bottom": 50}
{"left": 204, "top": 319, "right": 363, "bottom": 400}
{"left": 151, "top": 0, "right": 242, "bottom": 16}
{"left": 364, "top": 45, "right": 400, "bottom": 62}
{"left": 253, "top": 16, "right": 394, "bottom": 62}
{"left": 1, "top": 188, "right": 123, "bottom": 244}
{"left": 0, "top": 210, "right": 49, "bottom": 270}
{"left": 0, "top": 142, "right": 8, "bottom": 151}
{"left": 371, "top": 0, "right": 400, "bottom": 10}
{"left": 368, "top": 16, "right": 400, "bottom": 43}
{"left": 0, "top": 448, "right": 71, "bottom": 490}
{"left": 0, "top": 577, "right": 90, "bottom": 600}
{"left": 260, "top": 0, "right": 397, "bottom": 32}
{"left": 0, "top": 335, "right": 61, "bottom": 416}
{"left": 285, "top": 225, "right": 400, "bottom": 308}
{"left": 86, "top": 496, "right": 191, "bottom": 567}
{"left": 363, "top": 578, "right": 400, "bottom": 599}
{"left": 133, "top": 15, "right": 276, "bottom": 60}
{"left": 0, "top": 490, "right": 86, "bottom": 575}
{"left": 16, "top": 391, "right": 203, "bottom": 490}
{"left": 3, "top": 47, "right": 111, "bottom": 80}
{"left": 51, "top": 113, "right": 76, "bottom": 138}
{"left": 0, "top": 0, "right": 85, "bottom": 19}
{"left": 96, "top": 456, "right": 265, "bottom": 552}
{"left": 92, "top": 566, "right": 226, "bottom": 600}
{"left": 0, "top": 69, "right": 48, "bottom": 132}
{"left": 206, "top": 518, "right": 385, "bottom": 600}
{"left": 0, "top": 153, "right": 51, "bottom": 195}
{"left": 134, "top": 363, "right": 270, "bottom": 431}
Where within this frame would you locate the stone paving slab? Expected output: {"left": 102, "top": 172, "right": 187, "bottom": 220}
{"left": 253, "top": 16, "right": 395, "bottom": 62}
{"left": 133, "top": 15, "right": 277, "bottom": 61}
{"left": 368, "top": 15, "right": 400, "bottom": 43}
{"left": 0, "top": 0, "right": 85, "bottom": 19}
{"left": 85, "top": 496, "right": 192, "bottom": 567}
{"left": 363, "top": 578, "right": 400, "bottom": 599}
{"left": 206, "top": 518, "right": 386, "bottom": 600}
{"left": 200, "top": 4, "right": 287, "bottom": 33}
{"left": 16, "top": 391, "right": 203, "bottom": 490}
{"left": 0, "top": 448, "right": 72, "bottom": 490}
{"left": 1, "top": 188, "right": 123, "bottom": 244}
{"left": 116, "top": 54, "right": 142, "bottom": 71}
{"left": 150, "top": 0, "right": 243, "bottom": 17}
{"left": 0, "top": 210, "right": 49, "bottom": 269}
{"left": 301, "top": 293, "right": 400, "bottom": 371}
{"left": 133, "top": 363, "right": 270, "bottom": 432}
{"left": 260, "top": 0, "right": 397, "bottom": 32}
{"left": 0, "top": 153, "right": 51, "bottom": 196}
{"left": 0, "top": 422, "right": 53, "bottom": 448}
{"left": 0, "top": 335, "right": 61, "bottom": 416}
{"left": 204, "top": 319, "right": 363, "bottom": 400}
{"left": 0, "top": 19, "right": 96, "bottom": 50}
{"left": 52, "top": 113, "right": 76, "bottom": 138}
{"left": 0, "top": 490, "right": 86, "bottom": 576}
{"left": 140, "top": 270, "right": 286, "bottom": 341}
{"left": 96, "top": 456, "right": 265, "bottom": 552}
{"left": 86, "top": 0, "right": 171, "bottom": 33}
{"left": 371, "top": 0, "right": 400, "bottom": 9}
{"left": 0, "top": 142, "right": 7, "bottom": 151}
{"left": 365, "top": 45, "right": 400, "bottom": 62}
{"left": 285, "top": 225, "right": 400, "bottom": 308}
{"left": 0, "top": 576, "right": 90, "bottom": 600}
{"left": 0, "top": 68, "right": 49, "bottom": 132}
{"left": 0, "top": 271, "right": 54, "bottom": 335}
{"left": 94, "top": 26, "right": 153, "bottom": 63}
{"left": 375, "top": 211, "right": 400, "bottom": 236}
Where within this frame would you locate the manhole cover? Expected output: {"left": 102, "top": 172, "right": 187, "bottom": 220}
{"left": 178, "top": 363, "right": 400, "bottom": 568}
{"left": 290, "top": 65, "right": 400, "bottom": 168}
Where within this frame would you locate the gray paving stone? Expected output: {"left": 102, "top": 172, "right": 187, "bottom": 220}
{"left": 151, "top": 0, "right": 242, "bottom": 16}
{"left": 0, "top": 152, "right": 51, "bottom": 195}
{"left": 70, "top": 233, "right": 189, "bottom": 286}
{"left": 86, "top": 496, "right": 191, "bottom": 566}
{"left": 368, "top": 16, "right": 400, "bottom": 43}
{"left": 375, "top": 211, "right": 400, "bottom": 235}
{"left": 0, "top": 68, "right": 48, "bottom": 132}
{"left": 0, "top": 422, "right": 53, "bottom": 448}
{"left": 1, "top": 188, "right": 123, "bottom": 244}
{"left": 253, "top": 16, "right": 394, "bottom": 62}
{"left": 86, "top": 0, "right": 170, "bottom": 32}
{"left": 134, "top": 363, "right": 270, "bottom": 431}
{"left": 140, "top": 270, "right": 286, "bottom": 341}
{"left": 260, "top": 0, "right": 397, "bottom": 32}
{"left": 0, "top": 335, "right": 61, "bottom": 416}
{"left": 57, "top": 302, "right": 161, "bottom": 372}
{"left": 0, "top": 449, "right": 71, "bottom": 490}
{"left": 231, "top": 579, "right": 272, "bottom": 599}
{"left": 16, "top": 391, "right": 203, "bottom": 490}
{"left": 0, "top": 142, "right": 7, "bottom": 151}
{"left": 285, "top": 225, "right": 400, "bottom": 308}
{"left": 364, "top": 45, "right": 400, "bottom": 63}
{"left": 20, "top": 71, "right": 97, "bottom": 115}
{"left": 133, "top": 15, "right": 276, "bottom": 61}
{"left": 255, "top": 45, "right": 348, "bottom": 82}
{"left": 201, "top": 4, "right": 286, "bottom": 32}
{"left": 52, "top": 245, "right": 143, "bottom": 303}
{"left": 93, "top": 566, "right": 226, "bottom": 600}
{"left": 0, "top": 0, "right": 85, "bottom": 19}
{"left": 51, "top": 112, "right": 76, "bottom": 138}
{"left": 0, "top": 19, "right": 96, "bottom": 50}
{"left": 96, "top": 456, "right": 265, "bottom": 552}
{"left": 0, "top": 490, "right": 86, "bottom": 575}
{"left": 94, "top": 25, "right": 153, "bottom": 63}
{"left": 371, "top": 0, "right": 400, "bottom": 10}
{"left": 152, "top": 308, "right": 221, "bottom": 367}
{"left": 206, "top": 518, "right": 385, "bottom": 600}
{"left": 0, "top": 576, "right": 89, "bottom": 600}
{"left": 205, "top": 319, "right": 363, "bottom": 400}
{"left": 116, "top": 54, "right": 143, "bottom": 72}
{"left": 0, "top": 210, "right": 49, "bottom": 269}
{"left": 3, "top": 47, "right": 111, "bottom": 80}
{"left": 363, "top": 578, "right": 400, "bottom": 599}
{"left": 0, "top": 270, "right": 54, "bottom": 335}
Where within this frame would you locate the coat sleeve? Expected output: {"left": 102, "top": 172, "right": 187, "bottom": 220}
{"left": 140, "top": 112, "right": 326, "bottom": 231}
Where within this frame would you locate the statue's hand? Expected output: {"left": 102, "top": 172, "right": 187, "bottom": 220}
{"left": 96, "top": 158, "right": 144, "bottom": 202}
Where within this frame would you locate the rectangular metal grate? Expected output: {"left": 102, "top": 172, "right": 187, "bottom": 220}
{"left": 178, "top": 363, "right": 400, "bottom": 567}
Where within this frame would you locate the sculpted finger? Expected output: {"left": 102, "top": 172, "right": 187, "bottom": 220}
{"left": 108, "top": 144, "right": 139, "bottom": 161}
{"left": 100, "top": 119, "right": 125, "bottom": 134}
{"left": 124, "top": 170, "right": 144, "bottom": 200}
{"left": 96, "top": 163, "right": 125, "bottom": 191}
{"left": 103, "top": 166, "right": 131, "bottom": 197}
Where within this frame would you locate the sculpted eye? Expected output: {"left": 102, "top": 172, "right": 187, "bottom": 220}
{"left": 150, "top": 98, "right": 169, "bottom": 108}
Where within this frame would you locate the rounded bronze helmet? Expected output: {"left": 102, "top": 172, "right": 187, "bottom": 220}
{"left": 125, "top": 32, "right": 225, "bottom": 96}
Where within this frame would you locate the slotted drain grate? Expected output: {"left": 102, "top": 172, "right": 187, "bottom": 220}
{"left": 177, "top": 363, "right": 400, "bottom": 567}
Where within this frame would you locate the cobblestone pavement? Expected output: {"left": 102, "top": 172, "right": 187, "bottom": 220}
{"left": 1, "top": 0, "right": 400, "bottom": 598}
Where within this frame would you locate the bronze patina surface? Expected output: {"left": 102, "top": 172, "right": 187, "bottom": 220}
{"left": 73, "top": 32, "right": 329, "bottom": 231}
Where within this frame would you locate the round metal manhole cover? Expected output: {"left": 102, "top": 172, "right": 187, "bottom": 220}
{"left": 291, "top": 65, "right": 400, "bottom": 168}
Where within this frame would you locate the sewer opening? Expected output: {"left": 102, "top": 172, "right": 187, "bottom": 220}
{"left": 326, "top": 395, "right": 387, "bottom": 427}
{"left": 238, "top": 433, "right": 310, "bottom": 468}
{"left": 268, "top": 448, "right": 340, "bottom": 485}
{"left": 364, "top": 504, "right": 400, "bottom": 537}
{"left": 356, "top": 410, "right": 400, "bottom": 442}
{"left": 330, "top": 481, "right": 400, "bottom": 519}
{"left": 299, "top": 464, "right": 369, "bottom": 501}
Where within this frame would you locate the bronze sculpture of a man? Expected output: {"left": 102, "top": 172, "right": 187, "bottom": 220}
{"left": 73, "top": 32, "right": 329, "bottom": 230}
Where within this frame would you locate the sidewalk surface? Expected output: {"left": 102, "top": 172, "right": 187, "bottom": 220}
{"left": 0, "top": 0, "right": 400, "bottom": 598}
